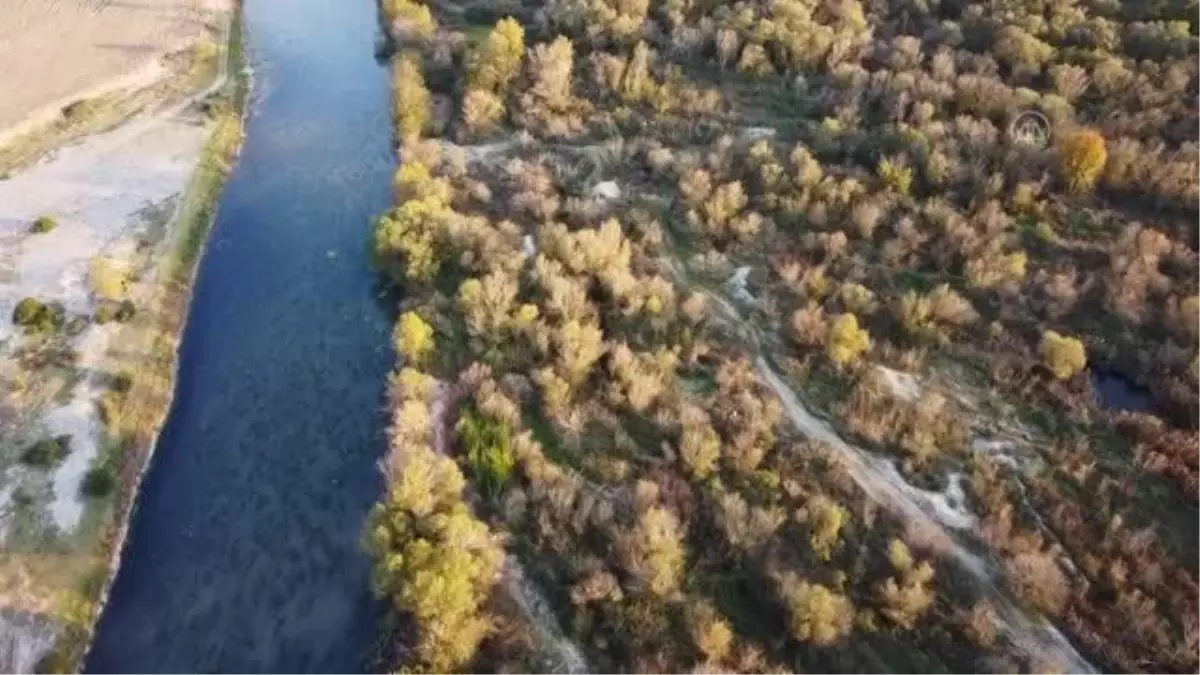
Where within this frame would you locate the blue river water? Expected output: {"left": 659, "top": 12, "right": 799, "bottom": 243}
{"left": 87, "top": 0, "right": 395, "bottom": 670}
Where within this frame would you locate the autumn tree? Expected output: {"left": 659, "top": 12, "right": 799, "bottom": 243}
{"left": 619, "top": 502, "right": 686, "bottom": 596}
{"left": 467, "top": 18, "right": 525, "bottom": 95}
{"left": 1040, "top": 331, "right": 1087, "bottom": 380}
{"left": 776, "top": 573, "right": 855, "bottom": 645}
{"left": 529, "top": 36, "right": 575, "bottom": 112}
{"left": 678, "top": 404, "right": 720, "bottom": 478}
{"left": 366, "top": 439, "right": 503, "bottom": 671}
{"left": 827, "top": 313, "right": 871, "bottom": 367}
{"left": 1058, "top": 129, "right": 1108, "bottom": 192}
{"left": 383, "top": 0, "right": 436, "bottom": 40}
{"left": 713, "top": 359, "right": 782, "bottom": 472}
{"left": 395, "top": 311, "right": 435, "bottom": 365}
{"left": 462, "top": 88, "right": 505, "bottom": 134}
{"left": 801, "top": 495, "right": 849, "bottom": 561}
{"left": 993, "top": 25, "right": 1054, "bottom": 74}
{"left": 686, "top": 600, "right": 734, "bottom": 663}
{"left": 393, "top": 52, "right": 431, "bottom": 142}
{"left": 878, "top": 539, "right": 936, "bottom": 629}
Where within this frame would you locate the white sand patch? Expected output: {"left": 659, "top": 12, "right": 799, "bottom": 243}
{"left": 876, "top": 464, "right": 976, "bottom": 531}
{"left": 0, "top": 101, "right": 210, "bottom": 535}
{"left": 0, "top": 479, "right": 15, "bottom": 543}
{"left": 590, "top": 180, "right": 621, "bottom": 202}
{"left": 0, "top": 116, "right": 208, "bottom": 336}
{"left": 727, "top": 265, "right": 758, "bottom": 306}
{"left": 0, "top": 609, "right": 59, "bottom": 675}
{"left": 740, "top": 126, "right": 776, "bottom": 141}
{"left": 876, "top": 365, "right": 921, "bottom": 402}
{"left": 45, "top": 324, "right": 119, "bottom": 532}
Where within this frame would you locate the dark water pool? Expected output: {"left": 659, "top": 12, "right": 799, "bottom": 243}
{"left": 86, "top": 0, "right": 395, "bottom": 671}
{"left": 1093, "top": 370, "right": 1157, "bottom": 414}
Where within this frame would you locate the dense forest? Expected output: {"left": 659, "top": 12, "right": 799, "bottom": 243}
{"left": 365, "top": 0, "right": 1199, "bottom": 671}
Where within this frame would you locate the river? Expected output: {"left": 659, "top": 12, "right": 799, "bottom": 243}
{"left": 86, "top": 0, "right": 395, "bottom": 671}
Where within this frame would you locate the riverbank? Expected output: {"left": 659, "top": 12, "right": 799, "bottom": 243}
{"left": 0, "top": 2, "right": 248, "bottom": 671}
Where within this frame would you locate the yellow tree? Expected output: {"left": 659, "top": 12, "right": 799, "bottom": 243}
{"left": 776, "top": 574, "right": 855, "bottom": 645}
{"left": 529, "top": 36, "right": 575, "bottom": 112}
{"left": 467, "top": 17, "right": 526, "bottom": 94}
{"left": 827, "top": 313, "right": 871, "bottom": 367}
{"left": 1058, "top": 129, "right": 1108, "bottom": 192}
{"left": 366, "top": 468, "right": 503, "bottom": 672}
{"left": 395, "top": 311, "right": 435, "bottom": 365}
{"left": 393, "top": 52, "right": 431, "bottom": 142}
{"left": 1040, "top": 330, "right": 1087, "bottom": 379}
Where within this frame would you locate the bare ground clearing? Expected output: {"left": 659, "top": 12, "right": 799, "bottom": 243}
{"left": 0, "top": 0, "right": 227, "bottom": 148}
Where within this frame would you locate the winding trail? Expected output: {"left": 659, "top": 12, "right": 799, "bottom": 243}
{"left": 679, "top": 259, "right": 1094, "bottom": 673}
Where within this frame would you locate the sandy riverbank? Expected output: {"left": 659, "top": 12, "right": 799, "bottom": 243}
{"left": 0, "top": 1, "right": 244, "bottom": 671}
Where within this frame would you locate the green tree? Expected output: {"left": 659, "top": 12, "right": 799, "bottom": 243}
{"left": 30, "top": 215, "right": 57, "bottom": 234}
{"left": 373, "top": 197, "right": 445, "bottom": 283}
{"left": 457, "top": 408, "right": 517, "bottom": 497}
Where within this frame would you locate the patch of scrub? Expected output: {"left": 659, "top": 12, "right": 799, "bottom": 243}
{"left": 0, "top": 114, "right": 208, "bottom": 341}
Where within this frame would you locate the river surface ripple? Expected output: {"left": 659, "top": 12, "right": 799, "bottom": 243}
{"left": 87, "top": 0, "right": 395, "bottom": 670}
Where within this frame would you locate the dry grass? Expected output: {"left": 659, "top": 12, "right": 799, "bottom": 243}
{"left": 0, "top": 0, "right": 223, "bottom": 133}
{"left": 0, "top": 1, "right": 230, "bottom": 175}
